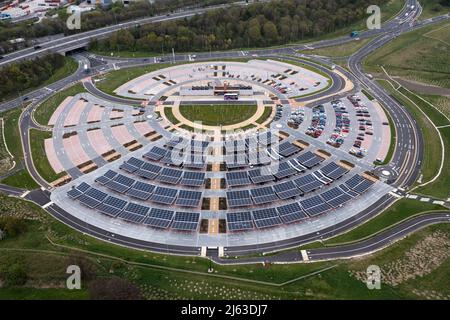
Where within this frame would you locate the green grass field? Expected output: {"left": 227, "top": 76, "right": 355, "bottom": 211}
{"left": 377, "top": 80, "right": 441, "bottom": 186}
{"left": 0, "top": 107, "right": 25, "bottom": 161}
{"left": 419, "top": 0, "right": 450, "bottom": 20}
{"left": 179, "top": 104, "right": 258, "bottom": 126}
{"left": 303, "top": 37, "right": 373, "bottom": 57}
{"left": 34, "top": 83, "right": 86, "bottom": 127}
{"left": 324, "top": 199, "right": 448, "bottom": 245}
{"left": 415, "top": 126, "right": 450, "bottom": 199}
{"left": 0, "top": 107, "right": 42, "bottom": 189}
{"left": 0, "top": 118, "right": 14, "bottom": 176}
{"left": 365, "top": 21, "right": 450, "bottom": 88}
{"left": 0, "top": 170, "right": 39, "bottom": 190}
{"left": 0, "top": 190, "right": 448, "bottom": 299}
{"left": 163, "top": 107, "right": 179, "bottom": 126}
{"left": 29, "top": 129, "right": 65, "bottom": 183}
{"left": 256, "top": 106, "right": 273, "bottom": 125}
{"left": 377, "top": 79, "right": 450, "bottom": 199}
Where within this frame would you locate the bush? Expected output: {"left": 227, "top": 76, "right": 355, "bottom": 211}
{"left": 0, "top": 217, "right": 27, "bottom": 238}
{"left": 0, "top": 263, "right": 28, "bottom": 287}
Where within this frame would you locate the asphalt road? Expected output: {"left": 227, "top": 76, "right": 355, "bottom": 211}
{"left": 0, "top": 0, "right": 448, "bottom": 262}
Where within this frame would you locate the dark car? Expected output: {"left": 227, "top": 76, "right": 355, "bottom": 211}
{"left": 34, "top": 45, "right": 42, "bottom": 50}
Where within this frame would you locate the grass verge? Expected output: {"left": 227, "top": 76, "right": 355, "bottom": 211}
{"left": 29, "top": 129, "right": 65, "bottom": 183}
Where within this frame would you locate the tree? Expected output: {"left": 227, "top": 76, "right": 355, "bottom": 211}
{"left": 0, "top": 263, "right": 28, "bottom": 287}
{"left": 263, "top": 21, "right": 279, "bottom": 44}
{"left": 247, "top": 18, "right": 262, "bottom": 45}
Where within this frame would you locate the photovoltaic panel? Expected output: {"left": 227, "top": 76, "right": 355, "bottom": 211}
{"left": 136, "top": 162, "right": 161, "bottom": 180}
{"left": 175, "top": 190, "right": 202, "bottom": 207}
{"left": 226, "top": 190, "right": 253, "bottom": 207}
{"left": 277, "top": 203, "right": 307, "bottom": 223}
{"left": 250, "top": 186, "right": 278, "bottom": 204}
{"left": 144, "top": 146, "right": 167, "bottom": 161}
{"left": 156, "top": 167, "right": 182, "bottom": 184}
{"left": 180, "top": 171, "right": 205, "bottom": 187}
{"left": 248, "top": 167, "right": 275, "bottom": 184}
{"left": 277, "top": 141, "right": 301, "bottom": 157}
{"left": 125, "top": 181, "right": 155, "bottom": 200}
{"left": 296, "top": 151, "right": 323, "bottom": 168}
{"left": 252, "top": 208, "right": 282, "bottom": 228}
{"left": 273, "top": 180, "right": 302, "bottom": 199}
{"left": 95, "top": 170, "right": 118, "bottom": 185}
{"left": 270, "top": 161, "right": 297, "bottom": 179}
{"left": 149, "top": 186, "right": 178, "bottom": 204}
{"left": 226, "top": 171, "right": 251, "bottom": 187}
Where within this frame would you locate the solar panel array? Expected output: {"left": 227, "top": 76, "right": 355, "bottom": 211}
{"left": 295, "top": 151, "right": 324, "bottom": 168}
{"left": 175, "top": 190, "right": 203, "bottom": 207}
{"left": 144, "top": 143, "right": 206, "bottom": 169}
{"left": 320, "top": 162, "right": 348, "bottom": 180}
{"left": 226, "top": 211, "right": 253, "bottom": 231}
{"left": 118, "top": 158, "right": 205, "bottom": 187}
{"left": 250, "top": 186, "right": 278, "bottom": 205}
{"left": 172, "top": 211, "right": 200, "bottom": 231}
{"left": 225, "top": 173, "right": 376, "bottom": 231}
{"left": 226, "top": 190, "right": 253, "bottom": 207}
{"left": 67, "top": 120, "right": 376, "bottom": 235}
{"left": 278, "top": 141, "right": 301, "bottom": 157}
{"left": 67, "top": 183, "right": 200, "bottom": 231}
{"left": 226, "top": 171, "right": 251, "bottom": 187}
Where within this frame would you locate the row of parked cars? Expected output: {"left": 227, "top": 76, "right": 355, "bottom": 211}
{"left": 274, "top": 105, "right": 283, "bottom": 120}
{"left": 287, "top": 108, "right": 305, "bottom": 129}
{"left": 348, "top": 95, "right": 373, "bottom": 158}
{"left": 327, "top": 100, "right": 350, "bottom": 148}
{"left": 305, "top": 105, "right": 326, "bottom": 138}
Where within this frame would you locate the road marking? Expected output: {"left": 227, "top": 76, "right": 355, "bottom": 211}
{"left": 300, "top": 250, "right": 309, "bottom": 261}
{"left": 20, "top": 190, "right": 30, "bottom": 198}
{"left": 389, "top": 191, "right": 403, "bottom": 198}
{"left": 42, "top": 201, "right": 54, "bottom": 209}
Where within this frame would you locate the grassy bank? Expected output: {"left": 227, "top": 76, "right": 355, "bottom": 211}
{"left": 377, "top": 79, "right": 441, "bottom": 185}
{"left": 29, "top": 129, "right": 65, "bottom": 183}
{"left": 324, "top": 199, "right": 448, "bottom": 245}
{"left": 365, "top": 21, "right": 450, "bottom": 88}
{"left": 0, "top": 192, "right": 448, "bottom": 299}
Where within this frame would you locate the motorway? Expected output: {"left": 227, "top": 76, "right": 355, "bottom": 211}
{"left": 0, "top": 0, "right": 449, "bottom": 262}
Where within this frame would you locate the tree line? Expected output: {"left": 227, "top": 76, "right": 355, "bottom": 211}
{"left": 89, "top": 0, "right": 390, "bottom": 54}
{"left": 0, "top": 53, "right": 66, "bottom": 99}
{"left": 0, "top": 0, "right": 235, "bottom": 54}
